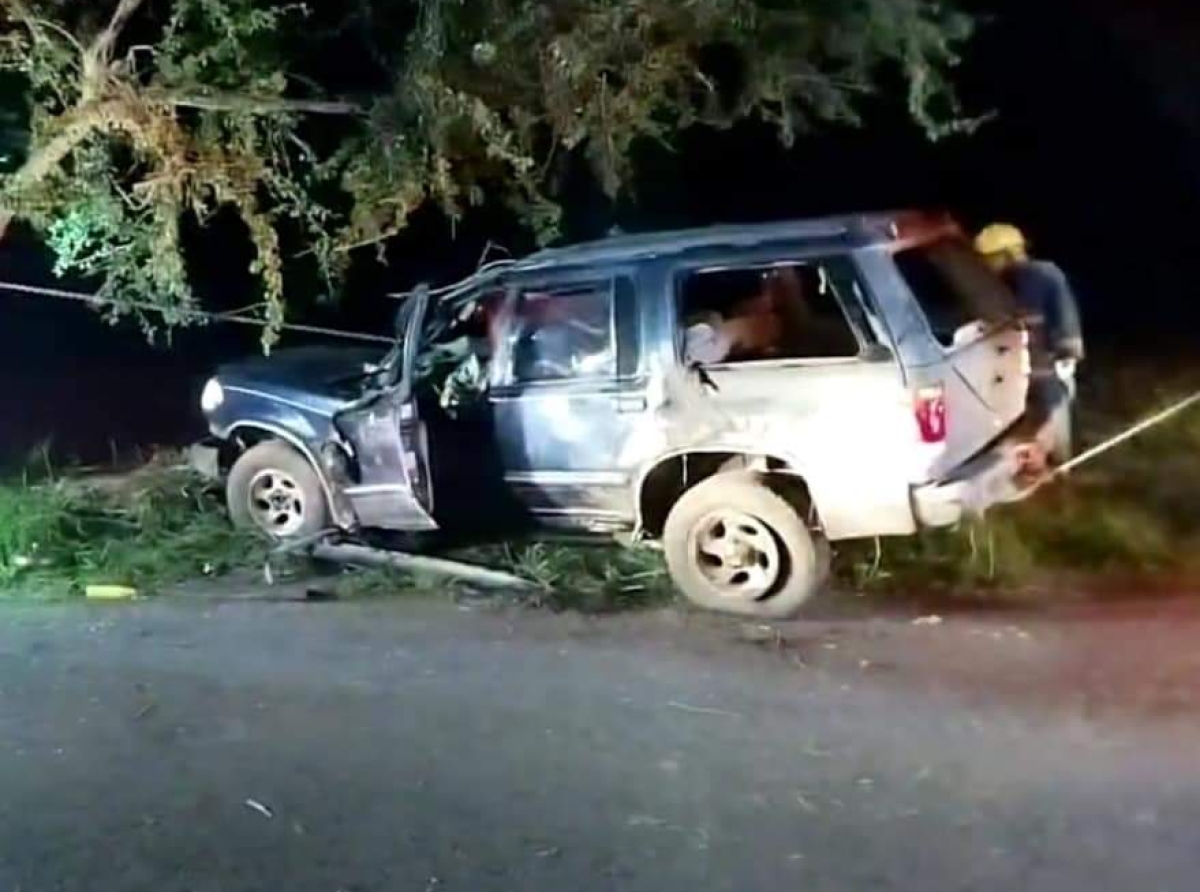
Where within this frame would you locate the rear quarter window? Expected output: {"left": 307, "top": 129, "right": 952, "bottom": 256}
{"left": 894, "top": 238, "right": 1017, "bottom": 347}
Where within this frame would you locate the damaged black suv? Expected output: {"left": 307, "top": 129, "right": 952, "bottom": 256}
{"left": 196, "top": 212, "right": 1055, "bottom": 618}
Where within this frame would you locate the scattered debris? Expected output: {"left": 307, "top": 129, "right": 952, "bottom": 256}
{"left": 738, "top": 623, "right": 780, "bottom": 644}
{"left": 627, "top": 815, "right": 668, "bottom": 828}
{"left": 912, "top": 615, "right": 944, "bottom": 627}
{"left": 243, "top": 798, "right": 274, "bottom": 819}
{"left": 666, "top": 700, "right": 743, "bottom": 720}
{"left": 794, "top": 792, "right": 818, "bottom": 814}
{"left": 85, "top": 585, "right": 139, "bottom": 601}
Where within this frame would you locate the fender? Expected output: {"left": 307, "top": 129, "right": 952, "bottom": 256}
{"left": 218, "top": 420, "right": 356, "bottom": 529}
{"left": 633, "top": 443, "right": 819, "bottom": 523}
{"left": 633, "top": 436, "right": 916, "bottom": 541}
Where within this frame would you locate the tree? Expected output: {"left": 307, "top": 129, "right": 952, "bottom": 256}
{"left": 0, "top": 0, "right": 974, "bottom": 346}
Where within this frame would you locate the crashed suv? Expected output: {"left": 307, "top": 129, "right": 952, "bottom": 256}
{"left": 196, "top": 212, "right": 1062, "bottom": 618}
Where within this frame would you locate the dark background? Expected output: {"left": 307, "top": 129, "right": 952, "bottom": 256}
{"left": 1, "top": 0, "right": 1196, "bottom": 465}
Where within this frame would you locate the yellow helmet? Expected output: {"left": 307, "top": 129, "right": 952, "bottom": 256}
{"left": 974, "top": 223, "right": 1028, "bottom": 258}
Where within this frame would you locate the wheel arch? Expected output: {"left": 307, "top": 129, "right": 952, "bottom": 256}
{"left": 220, "top": 422, "right": 347, "bottom": 526}
{"left": 635, "top": 449, "right": 820, "bottom": 540}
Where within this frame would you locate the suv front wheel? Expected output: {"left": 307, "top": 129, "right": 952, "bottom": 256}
{"left": 663, "top": 472, "right": 826, "bottom": 619}
{"left": 227, "top": 441, "right": 330, "bottom": 541}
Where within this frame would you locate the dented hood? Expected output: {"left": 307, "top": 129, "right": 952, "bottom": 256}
{"left": 219, "top": 345, "right": 388, "bottom": 405}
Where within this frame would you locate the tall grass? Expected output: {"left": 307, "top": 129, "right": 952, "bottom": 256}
{"left": 0, "top": 466, "right": 265, "bottom": 598}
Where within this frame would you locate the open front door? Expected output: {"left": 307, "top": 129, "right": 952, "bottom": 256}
{"left": 336, "top": 289, "right": 438, "bottom": 532}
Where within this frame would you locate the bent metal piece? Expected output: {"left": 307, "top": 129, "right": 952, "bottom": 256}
{"left": 310, "top": 542, "right": 537, "bottom": 593}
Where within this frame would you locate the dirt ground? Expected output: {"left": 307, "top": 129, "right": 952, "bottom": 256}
{"left": 2, "top": 584, "right": 1200, "bottom": 891}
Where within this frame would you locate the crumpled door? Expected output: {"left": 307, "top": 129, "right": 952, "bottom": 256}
{"left": 336, "top": 289, "right": 438, "bottom": 532}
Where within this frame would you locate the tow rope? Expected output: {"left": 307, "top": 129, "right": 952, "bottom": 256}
{"left": 0, "top": 279, "right": 394, "bottom": 345}
{"left": 1025, "top": 389, "right": 1200, "bottom": 496}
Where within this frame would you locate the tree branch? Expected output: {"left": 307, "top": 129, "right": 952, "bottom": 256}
{"left": 4, "top": 0, "right": 86, "bottom": 56}
{"left": 89, "top": 0, "right": 147, "bottom": 65}
{"left": 0, "top": 98, "right": 146, "bottom": 241}
{"left": 148, "top": 91, "right": 363, "bottom": 116}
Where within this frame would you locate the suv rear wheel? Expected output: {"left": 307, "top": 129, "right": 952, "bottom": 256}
{"left": 663, "top": 472, "right": 826, "bottom": 619}
{"left": 227, "top": 441, "right": 329, "bottom": 541}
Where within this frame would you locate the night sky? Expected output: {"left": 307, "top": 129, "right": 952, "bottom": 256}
{"left": 1, "top": 0, "right": 1197, "bottom": 464}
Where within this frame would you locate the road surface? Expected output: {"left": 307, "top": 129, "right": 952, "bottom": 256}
{"left": 2, "top": 588, "right": 1200, "bottom": 891}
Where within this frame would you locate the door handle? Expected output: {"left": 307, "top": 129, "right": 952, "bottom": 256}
{"left": 614, "top": 395, "right": 648, "bottom": 414}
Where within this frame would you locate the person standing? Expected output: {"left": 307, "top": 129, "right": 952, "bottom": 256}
{"left": 975, "top": 223, "right": 1085, "bottom": 460}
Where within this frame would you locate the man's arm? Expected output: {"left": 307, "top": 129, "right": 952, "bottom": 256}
{"left": 1039, "top": 261, "right": 1085, "bottom": 361}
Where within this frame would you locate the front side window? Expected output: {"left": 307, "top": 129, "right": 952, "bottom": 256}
{"left": 894, "top": 238, "right": 1017, "bottom": 348}
{"left": 678, "top": 261, "right": 863, "bottom": 365}
{"left": 511, "top": 282, "right": 616, "bottom": 383}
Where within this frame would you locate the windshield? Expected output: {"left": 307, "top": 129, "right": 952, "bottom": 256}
{"left": 895, "top": 237, "right": 1018, "bottom": 347}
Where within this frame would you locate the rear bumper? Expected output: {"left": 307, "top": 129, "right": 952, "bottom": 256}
{"left": 912, "top": 478, "right": 970, "bottom": 528}
{"left": 912, "top": 393, "right": 1075, "bottom": 529}
{"left": 911, "top": 445, "right": 1036, "bottom": 529}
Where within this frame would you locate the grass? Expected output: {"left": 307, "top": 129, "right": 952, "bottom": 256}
{"left": 0, "top": 458, "right": 266, "bottom": 599}
{"left": 486, "top": 541, "right": 674, "bottom": 613}
{"left": 327, "top": 541, "right": 675, "bottom": 613}
{"left": 0, "top": 444, "right": 676, "bottom": 609}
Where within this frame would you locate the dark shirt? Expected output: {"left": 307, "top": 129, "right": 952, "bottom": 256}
{"left": 1006, "top": 260, "right": 1085, "bottom": 365}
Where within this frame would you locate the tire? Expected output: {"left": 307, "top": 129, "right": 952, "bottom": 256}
{"left": 662, "top": 472, "right": 827, "bottom": 619}
{"left": 226, "top": 441, "right": 330, "bottom": 541}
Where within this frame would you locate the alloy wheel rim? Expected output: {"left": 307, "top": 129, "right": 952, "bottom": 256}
{"left": 691, "top": 510, "right": 782, "bottom": 601}
{"left": 247, "top": 469, "right": 307, "bottom": 537}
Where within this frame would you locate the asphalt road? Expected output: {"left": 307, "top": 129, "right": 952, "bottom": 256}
{"left": 2, "top": 589, "right": 1200, "bottom": 892}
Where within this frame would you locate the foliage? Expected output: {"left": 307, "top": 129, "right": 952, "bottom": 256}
{"left": 0, "top": 0, "right": 976, "bottom": 346}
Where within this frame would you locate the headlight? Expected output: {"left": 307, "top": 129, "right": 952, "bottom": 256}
{"left": 200, "top": 378, "right": 225, "bottom": 414}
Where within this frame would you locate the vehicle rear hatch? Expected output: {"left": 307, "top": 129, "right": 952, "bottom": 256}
{"left": 892, "top": 236, "right": 1030, "bottom": 479}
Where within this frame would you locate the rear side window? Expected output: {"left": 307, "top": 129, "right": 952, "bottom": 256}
{"left": 678, "top": 261, "right": 864, "bottom": 364}
{"left": 895, "top": 239, "right": 1016, "bottom": 347}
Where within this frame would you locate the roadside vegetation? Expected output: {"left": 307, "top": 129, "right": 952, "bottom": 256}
{"left": 0, "top": 450, "right": 264, "bottom": 599}
{"left": 2, "top": 362, "right": 1197, "bottom": 606}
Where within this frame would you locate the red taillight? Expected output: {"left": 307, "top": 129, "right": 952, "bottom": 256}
{"left": 914, "top": 385, "right": 947, "bottom": 444}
